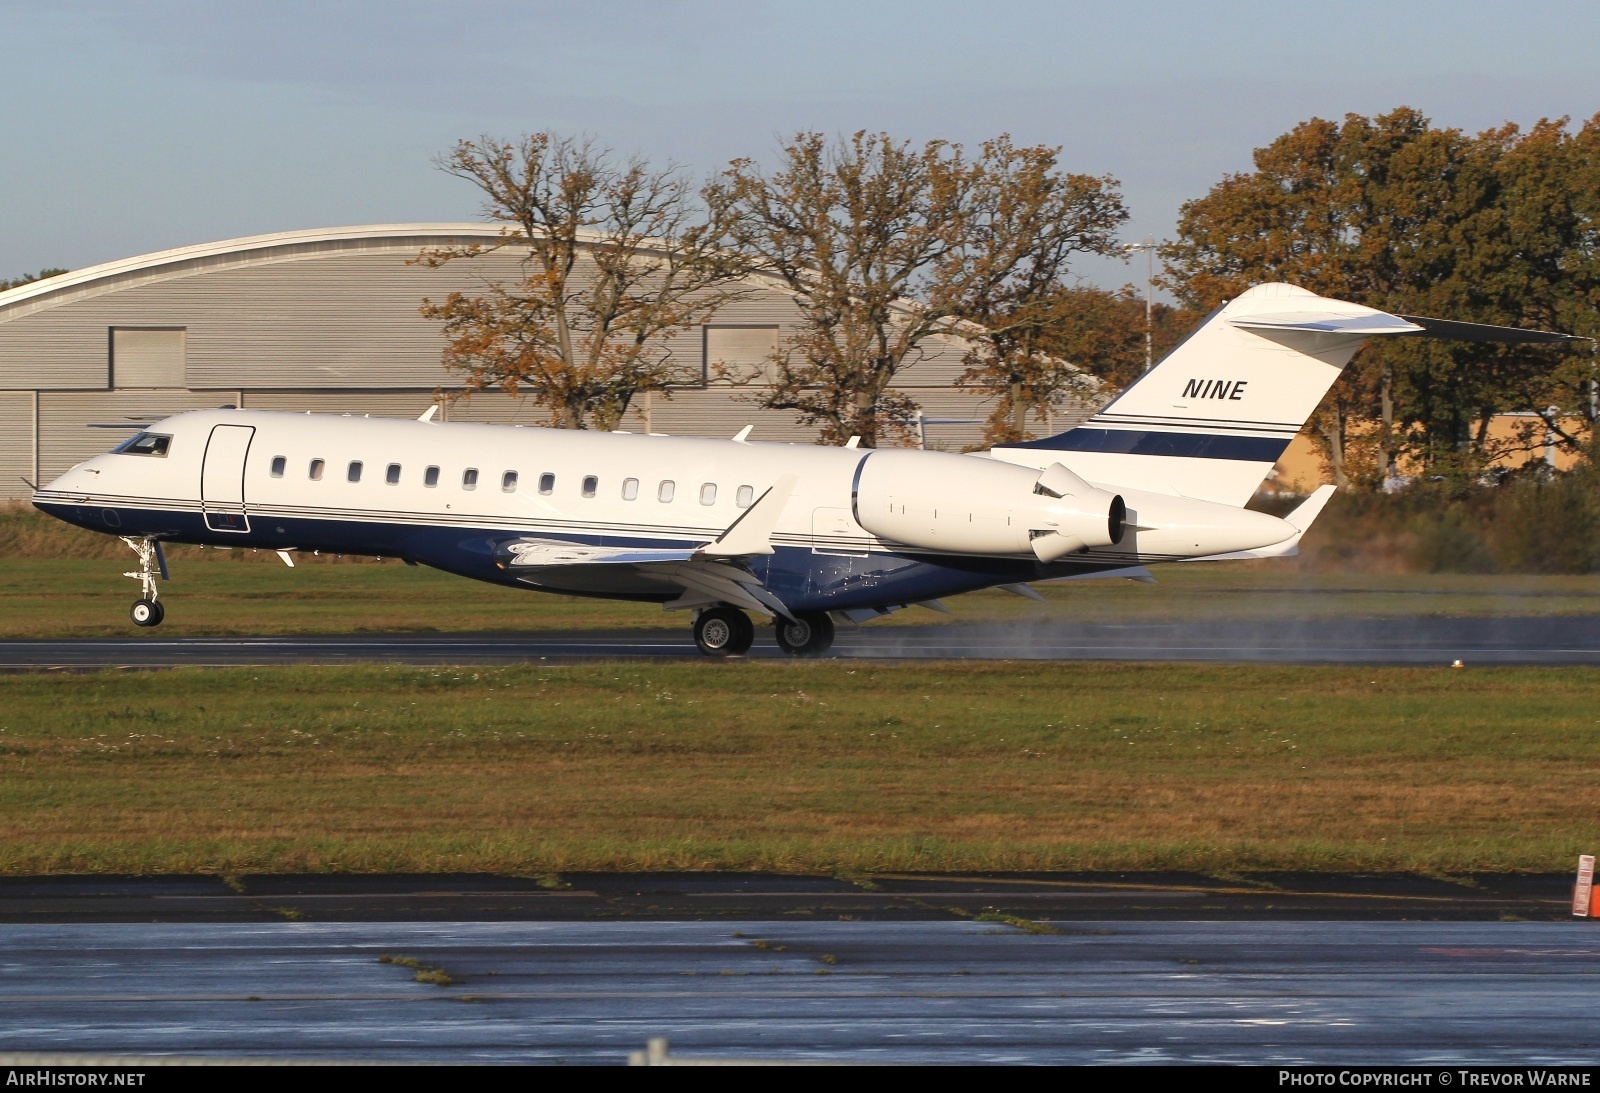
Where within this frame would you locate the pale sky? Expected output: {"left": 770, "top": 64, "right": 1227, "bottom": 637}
{"left": 2, "top": 0, "right": 1597, "bottom": 289}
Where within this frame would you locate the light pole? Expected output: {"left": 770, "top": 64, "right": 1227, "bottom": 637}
{"left": 1124, "top": 236, "right": 1157, "bottom": 373}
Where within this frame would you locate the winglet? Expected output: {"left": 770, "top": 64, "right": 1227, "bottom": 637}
{"left": 732, "top": 425, "right": 753, "bottom": 443}
{"left": 700, "top": 475, "right": 798, "bottom": 556}
{"left": 418, "top": 405, "right": 439, "bottom": 422}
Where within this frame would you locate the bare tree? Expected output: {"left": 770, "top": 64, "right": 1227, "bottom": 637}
{"left": 418, "top": 134, "right": 751, "bottom": 429}
{"left": 951, "top": 140, "right": 1129, "bottom": 443}
{"left": 710, "top": 132, "right": 1125, "bottom": 447}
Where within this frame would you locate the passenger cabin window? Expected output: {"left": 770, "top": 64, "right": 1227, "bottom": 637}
{"left": 462, "top": 468, "right": 478, "bottom": 490}
{"left": 736, "top": 485, "right": 755, "bottom": 508}
{"left": 621, "top": 478, "right": 639, "bottom": 501}
{"left": 347, "top": 461, "right": 362, "bottom": 483}
{"left": 658, "top": 480, "right": 675, "bottom": 503}
{"left": 269, "top": 456, "right": 286, "bottom": 478}
{"left": 502, "top": 470, "right": 519, "bottom": 492}
{"left": 700, "top": 483, "right": 717, "bottom": 505}
{"left": 309, "top": 459, "right": 325, "bottom": 481}
{"left": 112, "top": 433, "right": 171, "bottom": 457}
{"left": 582, "top": 475, "right": 598, "bottom": 498}
{"left": 386, "top": 463, "right": 401, "bottom": 485}
{"left": 538, "top": 472, "right": 555, "bottom": 495}
{"left": 424, "top": 466, "right": 439, "bottom": 488}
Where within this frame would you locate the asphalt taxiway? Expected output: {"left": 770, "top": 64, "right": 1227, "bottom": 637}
{"left": 2, "top": 917, "right": 1597, "bottom": 1065}
{"left": 0, "top": 871, "right": 1573, "bottom": 924}
{"left": 2, "top": 615, "right": 1598, "bottom": 669}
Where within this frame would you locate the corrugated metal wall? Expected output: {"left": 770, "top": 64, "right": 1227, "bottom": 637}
{"left": 36, "top": 390, "right": 228, "bottom": 482}
{"left": 0, "top": 392, "right": 34, "bottom": 493}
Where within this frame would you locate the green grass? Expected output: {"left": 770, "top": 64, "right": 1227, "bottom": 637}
{"left": 0, "top": 661, "right": 1594, "bottom": 875}
{"left": 10, "top": 496, "right": 1600, "bottom": 637}
{"left": 8, "top": 555, "right": 1600, "bottom": 638}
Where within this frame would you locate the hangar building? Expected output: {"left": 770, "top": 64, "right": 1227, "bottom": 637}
{"left": 0, "top": 224, "right": 1090, "bottom": 501}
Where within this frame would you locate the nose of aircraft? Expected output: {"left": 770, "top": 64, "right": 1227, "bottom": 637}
{"left": 40, "top": 456, "right": 109, "bottom": 496}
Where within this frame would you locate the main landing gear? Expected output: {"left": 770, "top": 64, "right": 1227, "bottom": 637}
{"left": 775, "top": 611, "right": 835, "bottom": 658}
{"left": 690, "top": 607, "right": 836, "bottom": 657}
{"left": 121, "top": 536, "right": 169, "bottom": 628}
{"left": 694, "top": 606, "right": 755, "bottom": 657}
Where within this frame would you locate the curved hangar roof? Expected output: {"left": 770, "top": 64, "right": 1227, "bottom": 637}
{"left": 0, "top": 223, "right": 509, "bottom": 315}
{"left": 0, "top": 223, "right": 716, "bottom": 393}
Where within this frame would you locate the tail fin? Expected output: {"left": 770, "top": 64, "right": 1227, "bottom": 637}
{"left": 993, "top": 284, "right": 1408, "bottom": 505}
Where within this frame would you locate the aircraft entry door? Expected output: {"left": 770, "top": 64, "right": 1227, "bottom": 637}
{"left": 201, "top": 424, "right": 254, "bottom": 533}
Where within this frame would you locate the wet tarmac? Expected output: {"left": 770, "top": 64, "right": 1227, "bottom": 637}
{"left": 2, "top": 918, "right": 1598, "bottom": 1065}
{"left": 3, "top": 615, "right": 1598, "bottom": 668}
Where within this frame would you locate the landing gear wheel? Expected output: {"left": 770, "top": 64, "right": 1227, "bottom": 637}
{"left": 130, "top": 599, "right": 164, "bottom": 628}
{"left": 694, "top": 607, "right": 754, "bottom": 657}
{"left": 775, "top": 612, "right": 835, "bottom": 657}
{"left": 120, "top": 537, "right": 169, "bottom": 628}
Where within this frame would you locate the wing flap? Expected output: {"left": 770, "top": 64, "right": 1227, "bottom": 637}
{"left": 495, "top": 536, "right": 795, "bottom": 620}
{"left": 500, "top": 539, "right": 699, "bottom": 567}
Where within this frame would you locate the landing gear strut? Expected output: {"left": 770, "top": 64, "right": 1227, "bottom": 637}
{"left": 121, "top": 536, "right": 168, "bottom": 628}
{"left": 775, "top": 612, "right": 834, "bottom": 657}
{"left": 694, "top": 606, "right": 755, "bottom": 657}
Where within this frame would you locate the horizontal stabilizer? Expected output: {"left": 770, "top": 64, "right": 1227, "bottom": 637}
{"left": 1232, "top": 310, "right": 1585, "bottom": 344}
{"left": 1230, "top": 311, "right": 1423, "bottom": 336}
{"left": 1395, "top": 314, "right": 1586, "bottom": 344}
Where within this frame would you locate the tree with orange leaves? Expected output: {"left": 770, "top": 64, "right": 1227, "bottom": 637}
{"left": 710, "top": 132, "right": 1126, "bottom": 447}
{"left": 417, "top": 134, "right": 751, "bottom": 430}
{"left": 1164, "top": 108, "right": 1600, "bottom": 486}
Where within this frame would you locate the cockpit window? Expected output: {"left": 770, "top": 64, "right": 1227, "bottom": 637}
{"left": 112, "top": 432, "right": 171, "bottom": 457}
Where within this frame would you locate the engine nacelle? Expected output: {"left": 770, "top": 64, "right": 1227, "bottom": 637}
{"left": 853, "top": 450, "right": 1125, "bottom": 561}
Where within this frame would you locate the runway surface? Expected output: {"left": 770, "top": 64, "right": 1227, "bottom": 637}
{"left": 3, "top": 918, "right": 1597, "bottom": 1065}
{"left": 4, "top": 615, "right": 1599, "bottom": 668}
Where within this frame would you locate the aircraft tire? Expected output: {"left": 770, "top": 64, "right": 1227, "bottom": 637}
{"left": 775, "top": 611, "right": 834, "bottom": 657}
{"left": 694, "top": 607, "right": 754, "bottom": 657}
{"left": 130, "top": 599, "right": 164, "bottom": 627}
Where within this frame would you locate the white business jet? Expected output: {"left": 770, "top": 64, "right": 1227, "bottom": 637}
{"left": 32, "top": 284, "right": 1577, "bottom": 656}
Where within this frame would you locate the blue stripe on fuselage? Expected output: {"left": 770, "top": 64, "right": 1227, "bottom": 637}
{"left": 1006, "top": 427, "right": 1291, "bottom": 461}
{"left": 33, "top": 499, "right": 1113, "bottom": 614}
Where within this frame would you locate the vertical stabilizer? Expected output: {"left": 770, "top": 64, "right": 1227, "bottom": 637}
{"left": 991, "top": 284, "right": 1415, "bottom": 506}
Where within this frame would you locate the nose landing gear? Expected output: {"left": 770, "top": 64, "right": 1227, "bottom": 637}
{"left": 121, "top": 536, "right": 169, "bottom": 628}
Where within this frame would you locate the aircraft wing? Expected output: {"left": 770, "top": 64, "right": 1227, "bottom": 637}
{"left": 500, "top": 540, "right": 701, "bottom": 567}
{"left": 496, "top": 538, "right": 795, "bottom": 620}
{"left": 493, "top": 477, "right": 802, "bottom": 618}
